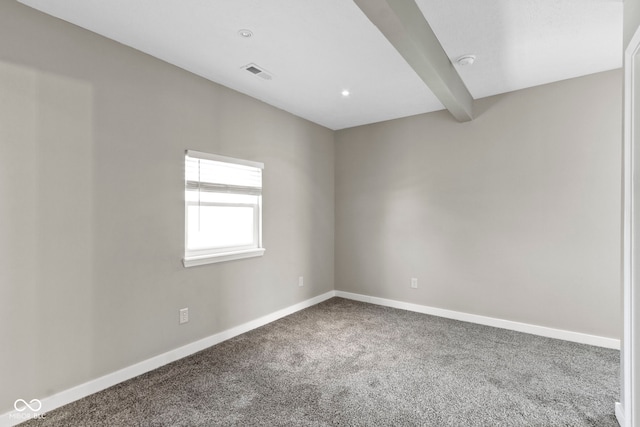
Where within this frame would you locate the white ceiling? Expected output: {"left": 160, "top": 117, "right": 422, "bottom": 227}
{"left": 18, "top": 0, "right": 622, "bottom": 130}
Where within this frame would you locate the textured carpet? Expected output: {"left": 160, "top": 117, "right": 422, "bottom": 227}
{"left": 22, "top": 298, "right": 619, "bottom": 426}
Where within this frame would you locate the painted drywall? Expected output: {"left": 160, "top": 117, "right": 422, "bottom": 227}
{"left": 335, "top": 70, "right": 622, "bottom": 340}
{"left": 0, "top": 1, "right": 334, "bottom": 414}
{"left": 625, "top": 0, "right": 640, "bottom": 49}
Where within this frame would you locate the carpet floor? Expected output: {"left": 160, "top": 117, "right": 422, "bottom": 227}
{"left": 22, "top": 298, "right": 619, "bottom": 426}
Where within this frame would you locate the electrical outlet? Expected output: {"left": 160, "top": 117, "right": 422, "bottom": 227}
{"left": 411, "top": 278, "right": 418, "bottom": 289}
{"left": 298, "top": 276, "right": 304, "bottom": 287}
{"left": 179, "top": 308, "right": 189, "bottom": 324}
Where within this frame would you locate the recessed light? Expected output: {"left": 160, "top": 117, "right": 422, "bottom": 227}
{"left": 456, "top": 54, "right": 476, "bottom": 66}
{"left": 341, "top": 90, "right": 350, "bottom": 97}
{"left": 238, "top": 29, "right": 253, "bottom": 38}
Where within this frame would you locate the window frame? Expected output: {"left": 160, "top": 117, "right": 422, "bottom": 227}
{"left": 183, "top": 150, "right": 265, "bottom": 267}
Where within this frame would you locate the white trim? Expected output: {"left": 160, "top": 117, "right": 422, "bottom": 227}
{"left": 620, "top": 24, "right": 640, "bottom": 427}
{"left": 183, "top": 248, "right": 265, "bottom": 267}
{"left": 0, "top": 291, "right": 335, "bottom": 427}
{"left": 186, "top": 150, "right": 264, "bottom": 169}
{"left": 616, "top": 402, "right": 625, "bottom": 427}
{"left": 335, "top": 291, "right": 620, "bottom": 349}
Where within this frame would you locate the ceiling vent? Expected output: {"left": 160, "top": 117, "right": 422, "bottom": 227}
{"left": 243, "top": 63, "right": 272, "bottom": 80}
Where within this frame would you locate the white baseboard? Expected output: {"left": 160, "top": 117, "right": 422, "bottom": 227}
{"left": 334, "top": 291, "right": 621, "bottom": 350}
{"left": 1, "top": 289, "right": 620, "bottom": 427}
{"left": 615, "top": 402, "right": 625, "bottom": 426}
{"left": 0, "top": 291, "right": 336, "bottom": 427}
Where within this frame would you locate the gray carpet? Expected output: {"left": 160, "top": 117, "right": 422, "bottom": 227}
{"left": 22, "top": 298, "right": 619, "bottom": 426}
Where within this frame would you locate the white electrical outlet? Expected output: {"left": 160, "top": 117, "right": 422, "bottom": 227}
{"left": 298, "top": 276, "right": 304, "bottom": 287}
{"left": 411, "top": 278, "right": 418, "bottom": 289}
{"left": 179, "top": 308, "right": 189, "bottom": 324}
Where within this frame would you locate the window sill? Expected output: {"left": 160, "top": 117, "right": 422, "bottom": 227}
{"left": 183, "top": 248, "right": 265, "bottom": 267}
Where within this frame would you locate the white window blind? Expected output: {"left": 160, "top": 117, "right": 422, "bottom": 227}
{"left": 184, "top": 150, "right": 264, "bottom": 267}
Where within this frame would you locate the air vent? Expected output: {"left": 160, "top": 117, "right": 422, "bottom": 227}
{"left": 242, "top": 63, "right": 273, "bottom": 80}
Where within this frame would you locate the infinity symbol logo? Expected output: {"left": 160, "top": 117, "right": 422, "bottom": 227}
{"left": 14, "top": 399, "right": 42, "bottom": 412}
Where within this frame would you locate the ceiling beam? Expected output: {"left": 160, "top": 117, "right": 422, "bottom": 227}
{"left": 354, "top": 0, "right": 473, "bottom": 122}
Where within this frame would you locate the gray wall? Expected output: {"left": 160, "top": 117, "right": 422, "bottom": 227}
{"left": 0, "top": 1, "right": 334, "bottom": 413}
{"left": 335, "top": 70, "right": 622, "bottom": 340}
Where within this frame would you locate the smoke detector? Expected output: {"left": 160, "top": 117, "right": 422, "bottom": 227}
{"left": 456, "top": 55, "right": 476, "bottom": 66}
{"left": 242, "top": 63, "right": 273, "bottom": 80}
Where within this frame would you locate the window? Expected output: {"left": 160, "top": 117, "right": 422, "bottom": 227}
{"left": 183, "top": 150, "right": 264, "bottom": 267}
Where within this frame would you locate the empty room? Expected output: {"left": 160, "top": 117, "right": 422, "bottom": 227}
{"left": 2, "top": 0, "right": 639, "bottom": 426}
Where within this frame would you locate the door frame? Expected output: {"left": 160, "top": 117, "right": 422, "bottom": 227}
{"left": 619, "top": 23, "right": 640, "bottom": 427}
